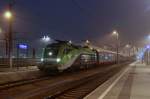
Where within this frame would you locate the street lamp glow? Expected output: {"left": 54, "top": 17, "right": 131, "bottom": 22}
{"left": 112, "top": 30, "right": 118, "bottom": 36}
{"left": 69, "top": 40, "right": 72, "bottom": 44}
{"left": 4, "top": 11, "right": 12, "bottom": 19}
{"left": 112, "top": 30, "right": 119, "bottom": 64}
{"left": 125, "top": 44, "right": 130, "bottom": 48}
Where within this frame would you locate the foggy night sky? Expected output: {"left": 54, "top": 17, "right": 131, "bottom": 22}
{"left": 1, "top": 0, "right": 150, "bottom": 46}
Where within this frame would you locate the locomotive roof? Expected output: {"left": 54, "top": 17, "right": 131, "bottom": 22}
{"left": 46, "top": 40, "right": 126, "bottom": 57}
{"left": 90, "top": 45, "right": 126, "bottom": 56}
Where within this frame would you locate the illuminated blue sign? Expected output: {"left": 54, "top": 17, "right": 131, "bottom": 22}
{"left": 146, "top": 45, "right": 150, "bottom": 49}
{"left": 18, "top": 44, "right": 28, "bottom": 49}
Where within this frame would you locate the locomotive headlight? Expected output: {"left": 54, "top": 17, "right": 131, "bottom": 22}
{"left": 56, "top": 58, "right": 61, "bottom": 63}
{"left": 48, "top": 52, "right": 53, "bottom": 56}
{"left": 41, "top": 58, "right": 44, "bottom": 62}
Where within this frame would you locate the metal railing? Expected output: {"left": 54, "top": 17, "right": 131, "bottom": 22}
{"left": 0, "top": 58, "right": 41, "bottom": 68}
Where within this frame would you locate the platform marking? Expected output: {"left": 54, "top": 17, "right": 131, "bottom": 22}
{"left": 97, "top": 65, "right": 131, "bottom": 99}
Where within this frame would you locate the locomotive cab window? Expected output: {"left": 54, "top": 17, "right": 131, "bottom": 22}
{"left": 44, "top": 46, "right": 59, "bottom": 58}
{"left": 64, "top": 48, "right": 72, "bottom": 54}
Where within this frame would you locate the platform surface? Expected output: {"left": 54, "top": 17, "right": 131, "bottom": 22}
{"left": 0, "top": 66, "right": 42, "bottom": 85}
{"left": 85, "top": 61, "right": 150, "bottom": 99}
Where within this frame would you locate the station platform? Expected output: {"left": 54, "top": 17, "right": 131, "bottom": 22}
{"left": 84, "top": 61, "right": 150, "bottom": 99}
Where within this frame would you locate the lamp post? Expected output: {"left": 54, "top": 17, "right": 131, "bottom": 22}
{"left": 125, "top": 44, "right": 131, "bottom": 57}
{"left": 4, "top": 10, "right": 13, "bottom": 57}
{"left": 0, "top": 28, "right": 2, "bottom": 33}
{"left": 4, "top": 7, "right": 13, "bottom": 68}
{"left": 112, "top": 30, "right": 119, "bottom": 64}
{"left": 146, "top": 35, "right": 150, "bottom": 64}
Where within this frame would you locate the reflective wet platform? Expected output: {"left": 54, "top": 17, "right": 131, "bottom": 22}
{"left": 85, "top": 61, "right": 150, "bottom": 99}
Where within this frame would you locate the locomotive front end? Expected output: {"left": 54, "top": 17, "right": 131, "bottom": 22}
{"left": 38, "top": 44, "right": 62, "bottom": 72}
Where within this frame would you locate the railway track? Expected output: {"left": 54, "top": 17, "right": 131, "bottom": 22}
{"left": 45, "top": 63, "right": 126, "bottom": 99}
{"left": 0, "top": 63, "right": 129, "bottom": 99}
{"left": 0, "top": 75, "right": 50, "bottom": 90}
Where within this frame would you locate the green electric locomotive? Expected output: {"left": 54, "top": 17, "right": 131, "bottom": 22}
{"left": 38, "top": 40, "right": 97, "bottom": 72}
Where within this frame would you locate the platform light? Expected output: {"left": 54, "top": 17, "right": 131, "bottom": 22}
{"left": 125, "top": 44, "right": 130, "bottom": 48}
{"left": 112, "top": 30, "right": 119, "bottom": 36}
{"left": 136, "top": 46, "right": 147, "bottom": 60}
{"left": 112, "top": 30, "right": 119, "bottom": 40}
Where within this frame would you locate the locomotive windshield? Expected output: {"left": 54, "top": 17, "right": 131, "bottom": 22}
{"left": 44, "top": 46, "right": 59, "bottom": 58}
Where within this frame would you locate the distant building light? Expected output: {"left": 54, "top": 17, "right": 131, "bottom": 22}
{"left": 146, "top": 45, "right": 150, "bottom": 49}
{"left": 125, "top": 44, "right": 130, "bottom": 48}
{"left": 86, "top": 40, "right": 90, "bottom": 44}
{"left": 19, "top": 44, "right": 28, "bottom": 49}
{"left": 42, "top": 36, "right": 51, "bottom": 42}
{"left": 148, "top": 35, "right": 150, "bottom": 40}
